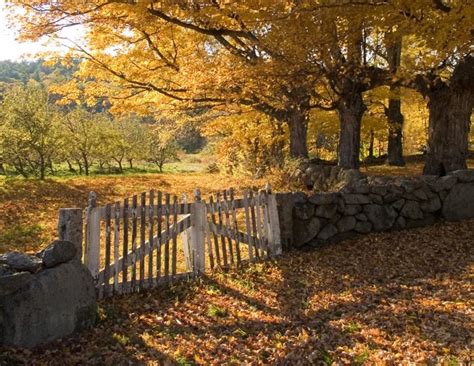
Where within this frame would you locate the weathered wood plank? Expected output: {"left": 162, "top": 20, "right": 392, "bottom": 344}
{"left": 216, "top": 192, "right": 228, "bottom": 267}
{"left": 139, "top": 192, "right": 146, "bottom": 290}
{"left": 122, "top": 197, "right": 129, "bottom": 286}
{"left": 230, "top": 188, "right": 241, "bottom": 265}
{"left": 208, "top": 195, "right": 221, "bottom": 268}
{"left": 148, "top": 190, "right": 155, "bottom": 287}
{"left": 104, "top": 204, "right": 112, "bottom": 298}
{"left": 131, "top": 195, "right": 138, "bottom": 290}
{"left": 113, "top": 201, "right": 121, "bottom": 294}
{"left": 204, "top": 202, "right": 214, "bottom": 270}
{"left": 243, "top": 190, "right": 254, "bottom": 262}
{"left": 260, "top": 192, "right": 270, "bottom": 258}
{"left": 172, "top": 195, "right": 178, "bottom": 276}
{"left": 164, "top": 193, "right": 171, "bottom": 280}
{"left": 85, "top": 192, "right": 100, "bottom": 278}
{"left": 222, "top": 190, "right": 234, "bottom": 265}
{"left": 156, "top": 191, "right": 162, "bottom": 282}
{"left": 249, "top": 190, "right": 260, "bottom": 259}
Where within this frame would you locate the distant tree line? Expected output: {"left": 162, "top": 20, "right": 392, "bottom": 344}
{"left": 0, "top": 81, "right": 186, "bottom": 179}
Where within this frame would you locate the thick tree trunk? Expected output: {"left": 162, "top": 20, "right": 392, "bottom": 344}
{"left": 368, "top": 129, "right": 375, "bottom": 158}
{"left": 337, "top": 92, "right": 366, "bottom": 169}
{"left": 386, "top": 87, "right": 405, "bottom": 166}
{"left": 423, "top": 88, "right": 472, "bottom": 175}
{"left": 287, "top": 109, "right": 309, "bottom": 159}
{"left": 386, "top": 35, "right": 405, "bottom": 166}
{"left": 422, "top": 56, "right": 473, "bottom": 175}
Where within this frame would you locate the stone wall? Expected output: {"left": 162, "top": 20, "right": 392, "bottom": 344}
{"left": 276, "top": 169, "right": 474, "bottom": 249}
{"left": 0, "top": 240, "right": 97, "bottom": 348}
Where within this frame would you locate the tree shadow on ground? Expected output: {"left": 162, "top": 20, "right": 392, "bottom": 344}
{"left": 0, "top": 220, "right": 472, "bottom": 365}
{"left": 272, "top": 220, "right": 473, "bottom": 364}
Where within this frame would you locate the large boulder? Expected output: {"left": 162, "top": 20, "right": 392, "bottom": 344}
{"left": 293, "top": 217, "right": 321, "bottom": 247}
{"left": 0, "top": 252, "right": 42, "bottom": 273}
{"left": 442, "top": 183, "right": 474, "bottom": 221}
{"left": 0, "top": 262, "right": 97, "bottom": 348}
{"left": 448, "top": 169, "right": 474, "bottom": 183}
{"left": 400, "top": 200, "right": 424, "bottom": 220}
{"left": 363, "top": 204, "right": 398, "bottom": 231}
{"left": 41, "top": 240, "right": 77, "bottom": 268}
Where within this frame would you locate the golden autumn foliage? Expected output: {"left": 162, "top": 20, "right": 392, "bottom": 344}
{"left": 4, "top": 0, "right": 473, "bottom": 171}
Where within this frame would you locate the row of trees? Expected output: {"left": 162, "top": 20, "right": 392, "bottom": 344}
{"left": 7, "top": 1, "right": 474, "bottom": 176}
{"left": 0, "top": 81, "right": 179, "bottom": 179}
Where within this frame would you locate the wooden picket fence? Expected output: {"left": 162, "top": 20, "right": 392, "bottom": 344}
{"left": 82, "top": 186, "right": 281, "bottom": 299}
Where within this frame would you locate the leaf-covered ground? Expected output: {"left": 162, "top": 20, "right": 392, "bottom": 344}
{"left": 1, "top": 219, "right": 472, "bottom": 365}
{"left": 0, "top": 173, "right": 265, "bottom": 253}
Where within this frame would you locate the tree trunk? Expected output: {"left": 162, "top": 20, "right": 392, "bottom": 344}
{"left": 386, "top": 35, "right": 405, "bottom": 166}
{"left": 422, "top": 56, "right": 473, "bottom": 175}
{"left": 337, "top": 91, "right": 366, "bottom": 169}
{"left": 423, "top": 87, "right": 472, "bottom": 175}
{"left": 39, "top": 155, "right": 46, "bottom": 180}
{"left": 386, "top": 86, "right": 405, "bottom": 166}
{"left": 368, "top": 129, "right": 375, "bottom": 158}
{"left": 287, "top": 109, "right": 309, "bottom": 159}
{"left": 66, "top": 159, "right": 76, "bottom": 173}
{"left": 82, "top": 153, "right": 90, "bottom": 176}
{"left": 128, "top": 159, "right": 133, "bottom": 169}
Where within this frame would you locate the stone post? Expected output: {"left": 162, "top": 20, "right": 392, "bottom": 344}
{"left": 57, "top": 208, "right": 83, "bottom": 262}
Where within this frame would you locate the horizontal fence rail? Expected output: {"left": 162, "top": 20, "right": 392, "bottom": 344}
{"left": 83, "top": 185, "right": 281, "bottom": 299}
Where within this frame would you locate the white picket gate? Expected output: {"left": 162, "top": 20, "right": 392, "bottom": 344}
{"left": 60, "top": 185, "right": 281, "bottom": 299}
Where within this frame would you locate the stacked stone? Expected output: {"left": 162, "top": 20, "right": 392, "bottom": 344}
{"left": 0, "top": 240, "right": 96, "bottom": 348}
{"left": 298, "top": 163, "right": 362, "bottom": 191}
{"left": 288, "top": 169, "right": 474, "bottom": 247}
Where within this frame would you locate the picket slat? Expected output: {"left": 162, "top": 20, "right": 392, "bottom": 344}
{"left": 172, "top": 195, "right": 178, "bottom": 276}
{"left": 249, "top": 191, "right": 260, "bottom": 259}
{"left": 113, "top": 202, "right": 121, "bottom": 294}
{"left": 156, "top": 191, "right": 162, "bottom": 282}
{"left": 139, "top": 192, "right": 146, "bottom": 290}
{"left": 222, "top": 190, "right": 234, "bottom": 265}
{"left": 164, "top": 193, "right": 171, "bottom": 279}
{"left": 104, "top": 204, "right": 112, "bottom": 298}
{"left": 243, "top": 190, "right": 254, "bottom": 262}
{"left": 148, "top": 190, "right": 155, "bottom": 286}
{"left": 131, "top": 195, "right": 138, "bottom": 290}
{"left": 209, "top": 195, "right": 221, "bottom": 268}
{"left": 260, "top": 192, "right": 270, "bottom": 258}
{"left": 230, "top": 189, "right": 241, "bottom": 265}
{"left": 216, "top": 192, "right": 228, "bottom": 267}
{"left": 122, "top": 198, "right": 129, "bottom": 285}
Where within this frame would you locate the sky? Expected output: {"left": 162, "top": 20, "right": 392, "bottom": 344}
{"left": 0, "top": 1, "right": 45, "bottom": 60}
{"left": 0, "top": 1, "right": 79, "bottom": 61}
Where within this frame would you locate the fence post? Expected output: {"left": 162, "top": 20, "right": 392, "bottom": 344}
{"left": 182, "top": 194, "right": 193, "bottom": 272}
{"left": 265, "top": 184, "right": 282, "bottom": 256}
{"left": 57, "top": 208, "right": 83, "bottom": 262}
{"left": 85, "top": 192, "right": 101, "bottom": 279}
{"left": 189, "top": 189, "right": 206, "bottom": 275}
